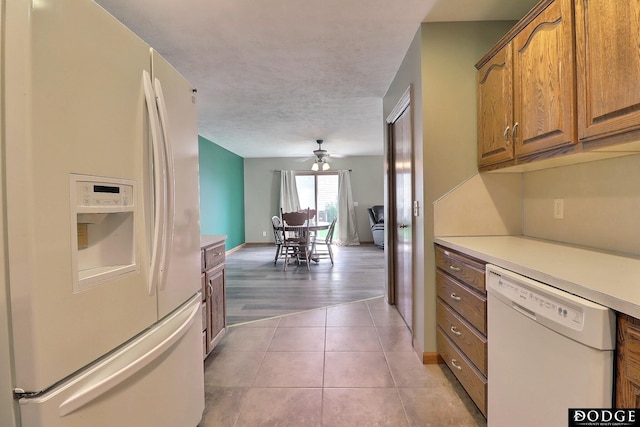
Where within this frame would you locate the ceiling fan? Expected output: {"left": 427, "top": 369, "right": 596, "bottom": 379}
{"left": 298, "top": 139, "right": 333, "bottom": 171}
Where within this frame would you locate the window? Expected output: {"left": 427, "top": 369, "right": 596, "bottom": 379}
{"left": 295, "top": 172, "right": 338, "bottom": 237}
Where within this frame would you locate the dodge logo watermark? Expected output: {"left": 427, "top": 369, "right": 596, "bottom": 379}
{"left": 569, "top": 409, "right": 640, "bottom": 426}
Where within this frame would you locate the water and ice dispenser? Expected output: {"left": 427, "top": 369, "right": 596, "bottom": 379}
{"left": 70, "top": 174, "right": 137, "bottom": 292}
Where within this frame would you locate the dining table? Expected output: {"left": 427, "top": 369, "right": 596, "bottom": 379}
{"left": 279, "top": 221, "right": 331, "bottom": 263}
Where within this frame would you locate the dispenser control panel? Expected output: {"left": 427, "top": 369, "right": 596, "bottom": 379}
{"left": 76, "top": 180, "right": 133, "bottom": 208}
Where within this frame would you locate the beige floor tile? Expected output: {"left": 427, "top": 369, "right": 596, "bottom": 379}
{"left": 234, "top": 317, "right": 281, "bottom": 328}
{"left": 204, "top": 351, "right": 264, "bottom": 387}
{"left": 202, "top": 298, "right": 484, "bottom": 427}
{"left": 234, "top": 388, "right": 322, "bottom": 427}
{"left": 327, "top": 300, "right": 371, "bottom": 311}
{"left": 278, "top": 308, "right": 327, "bottom": 327}
{"left": 370, "top": 307, "right": 410, "bottom": 327}
{"left": 326, "top": 308, "right": 374, "bottom": 326}
{"left": 268, "top": 326, "right": 326, "bottom": 352}
{"left": 324, "top": 352, "right": 394, "bottom": 387}
{"left": 213, "top": 327, "right": 275, "bottom": 352}
{"left": 322, "top": 388, "right": 409, "bottom": 427}
{"left": 325, "top": 327, "right": 382, "bottom": 351}
{"left": 198, "top": 387, "right": 248, "bottom": 427}
{"left": 253, "top": 352, "right": 324, "bottom": 387}
{"left": 376, "top": 325, "right": 414, "bottom": 352}
{"left": 398, "top": 386, "right": 486, "bottom": 427}
{"left": 386, "top": 352, "right": 450, "bottom": 388}
{"left": 366, "top": 296, "right": 388, "bottom": 310}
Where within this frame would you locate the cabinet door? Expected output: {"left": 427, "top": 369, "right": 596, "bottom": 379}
{"left": 616, "top": 314, "right": 640, "bottom": 408}
{"left": 477, "top": 44, "right": 514, "bottom": 168}
{"left": 205, "top": 266, "right": 225, "bottom": 352}
{"left": 576, "top": 0, "right": 640, "bottom": 146}
{"left": 512, "top": 0, "right": 576, "bottom": 158}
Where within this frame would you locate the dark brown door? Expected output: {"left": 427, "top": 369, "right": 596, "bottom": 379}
{"left": 390, "top": 101, "right": 413, "bottom": 331}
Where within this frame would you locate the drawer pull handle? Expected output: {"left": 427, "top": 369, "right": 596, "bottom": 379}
{"left": 450, "top": 325, "right": 462, "bottom": 336}
{"left": 449, "top": 265, "right": 461, "bottom": 272}
{"left": 450, "top": 293, "right": 461, "bottom": 301}
{"left": 451, "top": 358, "right": 462, "bottom": 370}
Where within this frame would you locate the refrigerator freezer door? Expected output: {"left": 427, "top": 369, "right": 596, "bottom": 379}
{"left": 5, "top": 0, "right": 157, "bottom": 391}
{"left": 19, "top": 295, "right": 205, "bottom": 427}
{"left": 151, "top": 50, "right": 202, "bottom": 319}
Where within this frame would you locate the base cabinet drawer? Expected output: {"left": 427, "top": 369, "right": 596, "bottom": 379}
{"left": 204, "top": 242, "right": 225, "bottom": 269}
{"left": 437, "top": 328, "right": 487, "bottom": 416}
{"left": 437, "top": 299, "right": 487, "bottom": 375}
{"left": 436, "top": 270, "right": 486, "bottom": 334}
{"left": 435, "top": 246, "right": 486, "bottom": 293}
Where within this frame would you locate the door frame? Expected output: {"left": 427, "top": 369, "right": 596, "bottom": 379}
{"left": 385, "top": 85, "right": 414, "bottom": 325}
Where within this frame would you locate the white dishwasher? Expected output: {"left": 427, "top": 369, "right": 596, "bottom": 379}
{"left": 486, "top": 265, "right": 616, "bottom": 427}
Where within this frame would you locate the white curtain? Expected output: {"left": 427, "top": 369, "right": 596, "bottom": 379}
{"left": 336, "top": 170, "right": 360, "bottom": 246}
{"left": 279, "top": 170, "right": 300, "bottom": 214}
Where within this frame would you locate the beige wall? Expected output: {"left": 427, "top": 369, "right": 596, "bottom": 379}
{"left": 383, "top": 21, "right": 515, "bottom": 355}
{"left": 434, "top": 173, "right": 523, "bottom": 237}
{"left": 243, "top": 156, "right": 384, "bottom": 244}
{"left": 523, "top": 153, "right": 640, "bottom": 255}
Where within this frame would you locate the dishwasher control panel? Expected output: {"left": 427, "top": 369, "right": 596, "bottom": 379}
{"left": 491, "top": 272, "right": 584, "bottom": 330}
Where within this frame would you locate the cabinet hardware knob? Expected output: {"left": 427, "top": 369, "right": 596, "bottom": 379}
{"left": 451, "top": 358, "right": 463, "bottom": 370}
{"left": 450, "top": 325, "right": 462, "bottom": 336}
{"left": 512, "top": 122, "right": 519, "bottom": 140}
{"left": 450, "top": 293, "right": 461, "bottom": 301}
{"left": 503, "top": 125, "right": 510, "bottom": 142}
{"left": 449, "top": 265, "right": 461, "bottom": 272}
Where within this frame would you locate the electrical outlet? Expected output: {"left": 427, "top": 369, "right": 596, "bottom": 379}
{"left": 553, "top": 199, "right": 564, "bottom": 219}
{"left": 262, "top": 231, "right": 267, "bottom": 237}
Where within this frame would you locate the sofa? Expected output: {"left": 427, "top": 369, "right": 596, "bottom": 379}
{"left": 367, "top": 205, "right": 384, "bottom": 248}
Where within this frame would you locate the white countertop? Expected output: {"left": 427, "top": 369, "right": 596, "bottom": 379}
{"left": 434, "top": 236, "right": 640, "bottom": 318}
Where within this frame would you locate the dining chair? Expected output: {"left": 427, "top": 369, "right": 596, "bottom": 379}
{"left": 311, "top": 217, "right": 337, "bottom": 265}
{"left": 281, "top": 209, "right": 312, "bottom": 271}
{"left": 298, "top": 208, "right": 317, "bottom": 239}
{"left": 271, "top": 215, "right": 287, "bottom": 265}
{"left": 298, "top": 208, "right": 316, "bottom": 220}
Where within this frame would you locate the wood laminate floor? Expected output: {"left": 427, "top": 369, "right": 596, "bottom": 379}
{"left": 225, "top": 244, "right": 386, "bottom": 325}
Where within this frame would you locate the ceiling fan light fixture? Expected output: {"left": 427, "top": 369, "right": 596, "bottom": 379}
{"left": 322, "top": 162, "right": 330, "bottom": 171}
{"left": 311, "top": 162, "right": 319, "bottom": 171}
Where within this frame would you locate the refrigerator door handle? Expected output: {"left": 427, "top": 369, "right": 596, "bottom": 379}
{"left": 58, "top": 298, "right": 201, "bottom": 417}
{"left": 153, "top": 77, "right": 175, "bottom": 291}
{"left": 143, "top": 70, "right": 165, "bottom": 296}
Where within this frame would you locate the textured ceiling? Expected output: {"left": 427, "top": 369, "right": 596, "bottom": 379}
{"left": 94, "top": 0, "right": 538, "bottom": 158}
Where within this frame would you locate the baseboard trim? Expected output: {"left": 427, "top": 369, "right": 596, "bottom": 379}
{"left": 423, "top": 352, "right": 444, "bottom": 364}
{"left": 226, "top": 243, "right": 246, "bottom": 256}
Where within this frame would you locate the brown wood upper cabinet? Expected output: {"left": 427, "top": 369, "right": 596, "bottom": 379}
{"left": 477, "top": 44, "right": 514, "bottom": 167}
{"left": 477, "top": 0, "right": 576, "bottom": 170}
{"left": 575, "top": 0, "right": 640, "bottom": 148}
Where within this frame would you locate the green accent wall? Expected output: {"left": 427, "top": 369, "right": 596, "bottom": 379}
{"left": 198, "top": 136, "right": 245, "bottom": 250}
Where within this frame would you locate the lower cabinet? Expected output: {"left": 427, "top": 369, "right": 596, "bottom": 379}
{"left": 201, "top": 236, "right": 227, "bottom": 359}
{"left": 435, "top": 245, "right": 487, "bottom": 416}
{"left": 615, "top": 314, "right": 640, "bottom": 407}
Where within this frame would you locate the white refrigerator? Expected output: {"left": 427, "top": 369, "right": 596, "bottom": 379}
{"left": 1, "top": 0, "right": 204, "bottom": 425}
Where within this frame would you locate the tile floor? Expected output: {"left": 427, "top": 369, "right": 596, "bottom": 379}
{"left": 199, "top": 296, "right": 486, "bottom": 427}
